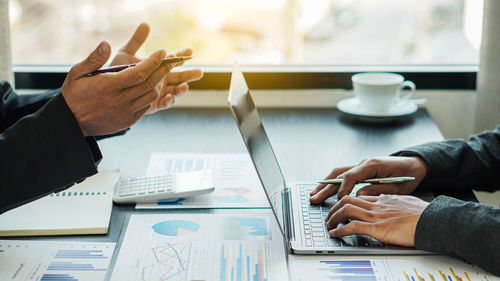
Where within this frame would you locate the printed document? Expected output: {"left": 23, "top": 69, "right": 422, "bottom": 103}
{"left": 136, "top": 153, "right": 270, "bottom": 209}
{"left": 110, "top": 213, "right": 288, "bottom": 281}
{"left": 0, "top": 240, "right": 115, "bottom": 281}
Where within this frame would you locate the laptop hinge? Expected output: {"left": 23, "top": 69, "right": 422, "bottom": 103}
{"left": 282, "top": 187, "right": 295, "bottom": 242}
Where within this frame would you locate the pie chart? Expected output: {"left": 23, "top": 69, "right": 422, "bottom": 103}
{"left": 152, "top": 220, "right": 200, "bottom": 236}
{"left": 214, "top": 188, "right": 254, "bottom": 203}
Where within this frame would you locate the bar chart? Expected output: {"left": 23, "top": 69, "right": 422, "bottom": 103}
{"left": 288, "top": 257, "right": 392, "bottom": 281}
{"left": 220, "top": 242, "right": 269, "bottom": 281}
{"left": 387, "top": 256, "right": 496, "bottom": 281}
{"left": 316, "top": 260, "right": 377, "bottom": 281}
{"left": 289, "top": 256, "right": 500, "bottom": 281}
{"left": 54, "top": 249, "right": 109, "bottom": 259}
{"left": 0, "top": 240, "right": 115, "bottom": 281}
{"left": 403, "top": 267, "right": 474, "bottom": 281}
{"left": 40, "top": 273, "right": 78, "bottom": 281}
{"left": 48, "top": 261, "right": 107, "bottom": 271}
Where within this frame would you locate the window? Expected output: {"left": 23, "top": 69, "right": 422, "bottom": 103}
{"left": 9, "top": 0, "right": 482, "bottom": 66}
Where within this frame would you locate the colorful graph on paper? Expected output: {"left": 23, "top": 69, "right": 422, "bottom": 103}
{"left": 316, "top": 260, "right": 377, "bottom": 281}
{"left": 220, "top": 242, "right": 270, "bottom": 281}
{"left": 223, "top": 217, "right": 271, "bottom": 240}
{"left": 214, "top": 188, "right": 255, "bottom": 203}
{"left": 289, "top": 256, "right": 500, "bottom": 281}
{"left": 137, "top": 153, "right": 270, "bottom": 209}
{"left": 152, "top": 220, "right": 201, "bottom": 236}
{"left": 389, "top": 256, "right": 497, "bottom": 281}
{"left": 0, "top": 240, "right": 115, "bottom": 281}
{"left": 403, "top": 267, "right": 474, "bottom": 281}
{"left": 110, "top": 214, "right": 287, "bottom": 281}
{"left": 141, "top": 242, "right": 190, "bottom": 281}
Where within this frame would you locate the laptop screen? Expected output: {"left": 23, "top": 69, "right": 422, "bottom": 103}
{"left": 227, "top": 64, "right": 287, "bottom": 234}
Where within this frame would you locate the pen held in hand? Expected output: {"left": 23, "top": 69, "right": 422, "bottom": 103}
{"left": 84, "top": 56, "right": 192, "bottom": 77}
{"left": 317, "top": 176, "right": 415, "bottom": 185}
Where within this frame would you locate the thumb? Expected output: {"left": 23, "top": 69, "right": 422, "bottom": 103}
{"left": 70, "top": 41, "right": 111, "bottom": 78}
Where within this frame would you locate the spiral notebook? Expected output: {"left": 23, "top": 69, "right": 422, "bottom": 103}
{"left": 0, "top": 170, "right": 119, "bottom": 236}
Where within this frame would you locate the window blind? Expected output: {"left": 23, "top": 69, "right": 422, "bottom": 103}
{"left": 475, "top": 0, "right": 500, "bottom": 132}
{"left": 0, "top": 0, "right": 13, "bottom": 85}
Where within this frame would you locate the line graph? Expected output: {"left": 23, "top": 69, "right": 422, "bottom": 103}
{"left": 110, "top": 215, "right": 285, "bottom": 281}
{"left": 141, "top": 242, "right": 191, "bottom": 281}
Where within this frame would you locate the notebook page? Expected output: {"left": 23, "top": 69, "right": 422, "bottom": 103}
{"left": 0, "top": 170, "right": 119, "bottom": 236}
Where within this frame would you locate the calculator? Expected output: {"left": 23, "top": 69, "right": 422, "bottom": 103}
{"left": 113, "top": 170, "right": 214, "bottom": 204}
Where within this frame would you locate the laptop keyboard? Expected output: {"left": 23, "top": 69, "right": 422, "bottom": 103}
{"left": 297, "top": 184, "right": 385, "bottom": 248}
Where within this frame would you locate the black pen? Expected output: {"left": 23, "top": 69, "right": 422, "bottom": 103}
{"left": 84, "top": 56, "right": 192, "bottom": 77}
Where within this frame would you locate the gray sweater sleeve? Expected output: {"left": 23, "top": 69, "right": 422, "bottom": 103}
{"left": 395, "top": 125, "right": 500, "bottom": 193}
{"left": 393, "top": 126, "right": 500, "bottom": 276}
{"left": 415, "top": 196, "right": 500, "bottom": 276}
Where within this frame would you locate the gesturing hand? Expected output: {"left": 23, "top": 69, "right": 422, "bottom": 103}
{"left": 325, "top": 195, "right": 429, "bottom": 247}
{"left": 310, "top": 156, "right": 428, "bottom": 204}
{"left": 110, "top": 23, "right": 203, "bottom": 114}
{"left": 62, "top": 41, "right": 172, "bottom": 136}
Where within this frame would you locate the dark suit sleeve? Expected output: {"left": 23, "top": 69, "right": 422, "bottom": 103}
{"left": 0, "top": 81, "right": 128, "bottom": 140}
{"left": 394, "top": 125, "right": 500, "bottom": 193}
{"left": 0, "top": 82, "right": 102, "bottom": 214}
{"left": 0, "top": 82, "right": 59, "bottom": 132}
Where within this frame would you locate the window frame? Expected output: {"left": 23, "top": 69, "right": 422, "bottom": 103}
{"left": 13, "top": 65, "right": 477, "bottom": 90}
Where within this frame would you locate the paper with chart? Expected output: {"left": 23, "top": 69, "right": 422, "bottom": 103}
{"left": 110, "top": 213, "right": 288, "bottom": 281}
{"left": 0, "top": 240, "right": 115, "bottom": 281}
{"left": 288, "top": 255, "right": 500, "bottom": 281}
{"left": 136, "top": 153, "right": 270, "bottom": 209}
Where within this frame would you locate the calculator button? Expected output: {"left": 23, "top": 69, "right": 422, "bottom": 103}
{"left": 119, "top": 190, "right": 136, "bottom": 196}
{"left": 120, "top": 193, "right": 135, "bottom": 197}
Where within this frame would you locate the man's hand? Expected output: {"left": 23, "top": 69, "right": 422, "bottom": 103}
{"left": 62, "top": 41, "right": 173, "bottom": 136}
{"left": 325, "top": 195, "right": 429, "bottom": 247}
{"left": 310, "top": 156, "right": 428, "bottom": 204}
{"left": 110, "top": 23, "right": 203, "bottom": 114}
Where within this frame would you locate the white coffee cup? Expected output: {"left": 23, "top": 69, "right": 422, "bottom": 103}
{"left": 352, "top": 72, "right": 416, "bottom": 113}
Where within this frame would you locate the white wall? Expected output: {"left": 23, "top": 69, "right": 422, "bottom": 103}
{"left": 0, "top": 0, "right": 14, "bottom": 84}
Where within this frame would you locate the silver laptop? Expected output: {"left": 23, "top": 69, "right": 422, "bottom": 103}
{"left": 227, "top": 63, "right": 428, "bottom": 255}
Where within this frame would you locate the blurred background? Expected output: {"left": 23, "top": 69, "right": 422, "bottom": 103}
{"left": 9, "top": 0, "right": 482, "bottom": 65}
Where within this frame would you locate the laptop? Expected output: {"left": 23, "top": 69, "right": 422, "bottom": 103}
{"left": 227, "top": 63, "right": 429, "bottom": 255}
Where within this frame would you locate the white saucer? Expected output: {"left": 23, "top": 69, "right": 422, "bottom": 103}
{"left": 337, "top": 97, "right": 418, "bottom": 118}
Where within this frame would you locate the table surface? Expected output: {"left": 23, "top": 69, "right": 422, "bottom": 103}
{"left": 12, "top": 107, "right": 462, "bottom": 279}
{"left": 23, "top": 108, "right": 446, "bottom": 239}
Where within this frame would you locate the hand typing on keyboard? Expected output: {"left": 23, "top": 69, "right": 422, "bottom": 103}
{"left": 307, "top": 156, "right": 429, "bottom": 247}
{"left": 299, "top": 185, "right": 384, "bottom": 247}
{"left": 323, "top": 194, "right": 428, "bottom": 247}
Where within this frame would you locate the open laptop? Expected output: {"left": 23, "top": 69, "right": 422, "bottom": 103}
{"left": 227, "top": 63, "right": 429, "bottom": 255}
